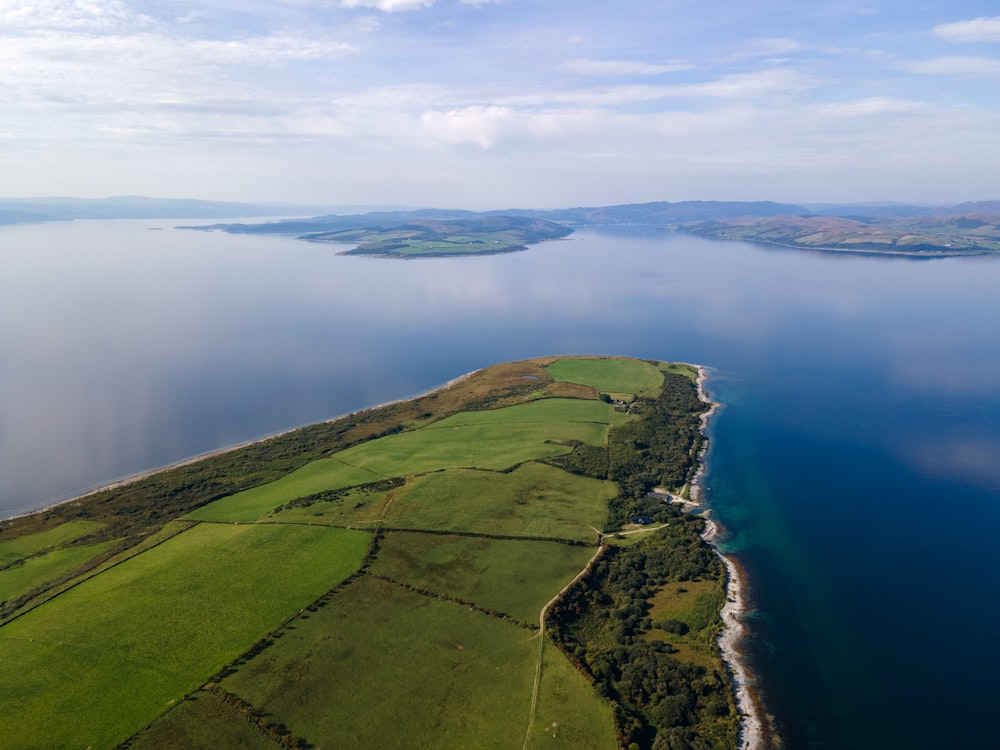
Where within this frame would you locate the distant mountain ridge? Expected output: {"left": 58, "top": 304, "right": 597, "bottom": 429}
{"left": 5, "top": 196, "right": 1000, "bottom": 255}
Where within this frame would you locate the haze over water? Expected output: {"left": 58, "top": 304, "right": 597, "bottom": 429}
{"left": 2, "top": 220, "right": 998, "bottom": 748}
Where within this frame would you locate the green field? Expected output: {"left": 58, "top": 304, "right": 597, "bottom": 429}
{"left": 371, "top": 531, "right": 597, "bottom": 623}
{"left": 128, "top": 687, "right": 279, "bottom": 750}
{"left": 223, "top": 575, "right": 541, "bottom": 748}
{"left": 0, "top": 539, "right": 114, "bottom": 604}
{"left": 379, "top": 463, "right": 613, "bottom": 540}
{"left": 332, "top": 398, "right": 614, "bottom": 476}
{"left": 186, "top": 457, "right": 381, "bottom": 522}
{"left": 530, "top": 645, "right": 618, "bottom": 748}
{"left": 0, "top": 523, "right": 369, "bottom": 749}
{"left": 0, "top": 519, "right": 103, "bottom": 565}
{"left": 545, "top": 357, "right": 665, "bottom": 398}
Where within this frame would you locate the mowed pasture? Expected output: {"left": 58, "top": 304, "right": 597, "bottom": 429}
{"left": 379, "top": 462, "right": 613, "bottom": 541}
{"left": 371, "top": 531, "right": 598, "bottom": 624}
{"left": 220, "top": 575, "right": 560, "bottom": 748}
{"left": 333, "top": 397, "right": 616, "bottom": 477}
{"left": 0, "top": 523, "right": 369, "bottom": 749}
{"left": 545, "top": 357, "right": 665, "bottom": 399}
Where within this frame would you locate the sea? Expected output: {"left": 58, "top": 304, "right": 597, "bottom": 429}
{"left": 1, "top": 219, "right": 997, "bottom": 749}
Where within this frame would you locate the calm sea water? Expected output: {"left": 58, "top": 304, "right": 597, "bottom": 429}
{"left": 2, "top": 220, "right": 998, "bottom": 748}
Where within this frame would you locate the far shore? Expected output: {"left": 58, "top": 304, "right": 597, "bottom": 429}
{"left": 689, "top": 366, "right": 767, "bottom": 750}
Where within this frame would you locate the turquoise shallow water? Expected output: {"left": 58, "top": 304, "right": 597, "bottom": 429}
{"left": 2, "top": 221, "right": 998, "bottom": 747}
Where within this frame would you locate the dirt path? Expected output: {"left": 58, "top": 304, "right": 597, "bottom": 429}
{"left": 521, "top": 544, "right": 605, "bottom": 750}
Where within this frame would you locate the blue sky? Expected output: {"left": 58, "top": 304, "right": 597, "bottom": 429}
{"left": 2, "top": 0, "right": 999, "bottom": 207}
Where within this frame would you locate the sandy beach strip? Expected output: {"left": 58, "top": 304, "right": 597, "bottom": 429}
{"left": 689, "top": 365, "right": 766, "bottom": 750}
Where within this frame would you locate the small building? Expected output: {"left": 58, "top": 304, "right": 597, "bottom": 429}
{"left": 628, "top": 515, "right": 655, "bottom": 525}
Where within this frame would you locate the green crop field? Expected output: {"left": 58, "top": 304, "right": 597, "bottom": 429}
{"left": 371, "top": 531, "right": 597, "bottom": 623}
{"left": 222, "top": 575, "right": 541, "bottom": 748}
{"left": 545, "top": 356, "right": 665, "bottom": 398}
{"left": 0, "top": 523, "right": 369, "bottom": 749}
{"left": 379, "top": 463, "right": 613, "bottom": 540}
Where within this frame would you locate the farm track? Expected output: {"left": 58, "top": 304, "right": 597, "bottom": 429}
{"left": 522, "top": 544, "right": 606, "bottom": 750}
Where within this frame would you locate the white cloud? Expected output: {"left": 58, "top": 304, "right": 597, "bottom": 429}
{"left": 813, "top": 97, "right": 925, "bottom": 118}
{"left": 420, "top": 105, "right": 515, "bottom": 148}
{"left": 559, "top": 58, "right": 692, "bottom": 76}
{"left": 934, "top": 16, "right": 1000, "bottom": 43}
{"left": 904, "top": 56, "right": 1000, "bottom": 77}
{"left": 0, "top": 0, "right": 146, "bottom": 31}
{"left": 339, "top": 0, "right": 435, "bottom": 11}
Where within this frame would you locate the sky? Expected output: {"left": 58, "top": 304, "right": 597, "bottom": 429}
{"left": 1, "top": 0, "right": 999, "bottom": 208}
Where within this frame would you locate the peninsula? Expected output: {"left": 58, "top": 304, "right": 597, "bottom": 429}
{"left": 0, "top": 356, "right": 751, "bottom": 749}
{"left": 188, "top": 199, "right": 1000, "bottom": 258}
{"left": 302, "top": 215, "right": 572, "bottom": 257}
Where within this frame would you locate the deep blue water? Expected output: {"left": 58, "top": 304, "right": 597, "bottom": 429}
{"left": 2, "top": 220, "right": 998, "bottom": 748}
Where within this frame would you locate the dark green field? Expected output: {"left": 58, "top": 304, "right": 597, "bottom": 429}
{"left": 0, "top": 355, "right": 731, "bottom": 749}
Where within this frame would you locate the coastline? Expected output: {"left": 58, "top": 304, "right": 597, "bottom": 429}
{"left": 2, "top": 369, "right": 482, "bottom": 525}
{"left": 691, "top": 366, "right": 766, "bottom": 750}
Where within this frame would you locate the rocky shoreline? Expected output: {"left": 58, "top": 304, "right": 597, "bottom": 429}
{"left": 690, "top": 366, "right": 766, "bottom": 750}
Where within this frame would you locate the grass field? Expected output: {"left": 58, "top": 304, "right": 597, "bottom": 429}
{"left": 379, "top": 463, "right": 613, "bottom": 541}
{"left": 645, "top": 577, "right": 726, "bottom": 670}
{"left": 0, "top": 519, "right": 104, "bottom": 565}
{"left": 222, "top": 575, "right": 539, "bottom": 748}
{"left": 371, "top": 531, "right": 598, "bottom": 623}
{"left": 128, "top": 687, "right": 278, "bottom": 750}
{"left": 0, "top": 523, "right": 369, "bottom": 749}
{"left": 332, "top": 398, "right": 614, "bottom": 477}
{"left": 0, "top": 540, "right": 114, "bottom": 604}
{"left": 186, "top": 458, "right": 382, "bottom": 522}
{"left": 529, "top": 645, "right": 617, "bottom": 748}
{"left": 266, "top": 479, "right": 400, "bottom": 526}
{"left": 545, "top": 357, "right": 664, "bottom": 398}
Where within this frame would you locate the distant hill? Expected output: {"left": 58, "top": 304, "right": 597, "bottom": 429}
{"left": 194, "top": 200, "right": 810, "bottom": 237}
{"left": 8, "top": 195, "right": 1000, "bottom": 256}
{"left": 0, "top": 209, "right": 67, "bottom": 226}
{"left": 683, "top": 213, "right": 1000, "bottom": 255}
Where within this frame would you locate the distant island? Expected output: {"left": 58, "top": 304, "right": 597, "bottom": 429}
{"left": 0, "top": 356, "right": 753, "bottom": 749}
{"left": 5, "top": 195, "right": 1000, "bottom": 257}
{"left": 682, "top": 211, "right": 1000, "bottom": 256}
{"left": 302, "top": 215, "right": 572, "bottom": 257}
{"left": 191, "top": 199, "right": 1000, "bottom": 258}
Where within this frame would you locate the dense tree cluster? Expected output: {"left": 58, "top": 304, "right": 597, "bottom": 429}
{"left": 548, "top": 521, "right": 735, "bottom": 749}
